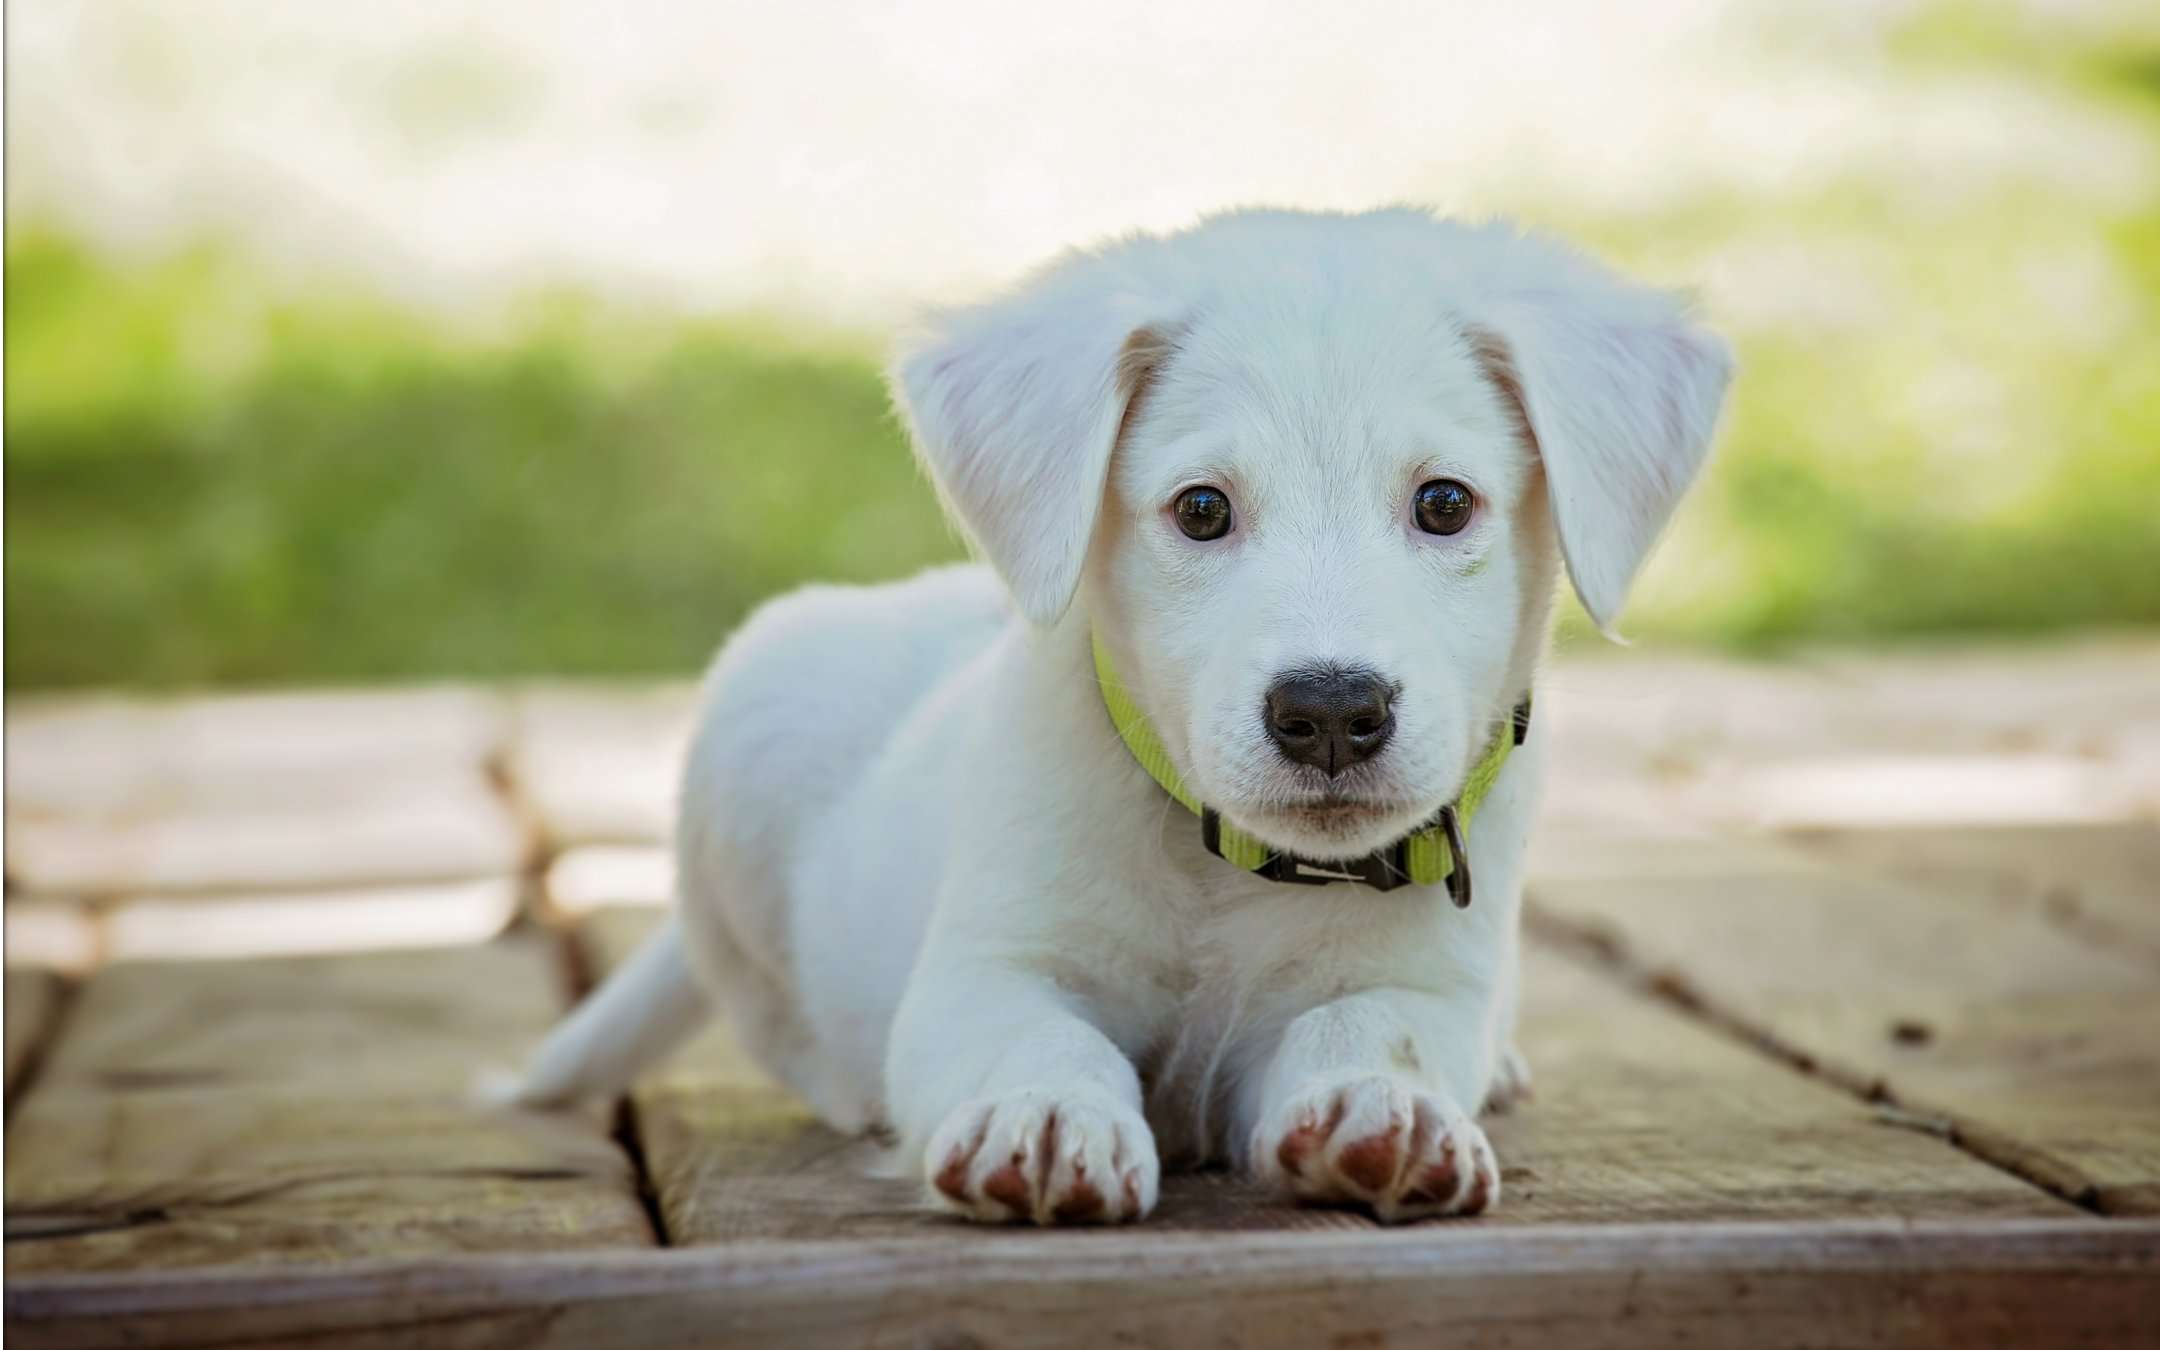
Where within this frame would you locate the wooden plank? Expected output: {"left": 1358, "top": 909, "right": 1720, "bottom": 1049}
{"left": 4, "top": 688, "right": 510, "bottom": 820}
{"left": 100, "top": 878, "right": 520, "bottom": 964}
{"left": 6, "top": 968, "right": 66, "bottom": 1096}
{"left": 4, "top": 779, "right": 529, "bottom": 898}
{"left": 1535, "top": 641, "right": 2160, "bottom": 834}
{"left": 579, "top": 904, "right": 2064, "bottom": 1244}
{"left": 3, "top": 902, "right": 101, "bottom": 975}
{"left": 1786, "top": 823, "right": 2160, "bottom": 964}
{"left": 1526, "top": 826, "right": 1810, "bottom": 883}
{"left": 1683, "top": 753, "right": 2139, "bottom": 831}
{"left": 507, "top": 685, "right": 694, "bottom": 847}
{"left": 1527, "top": 830, "right": 2160, "bottom": 1214}
{"left": 544, "top": 846, "right": 672, "bottom": 918}
{"left": 1803, "top": 638, "right": 2160, "bottom": 765}
{"left": 8, "top": 1219, "right": 2158, "bottom": 1350}
{"left": 3, "top": 935, "right": 653, "bottom": 1272}
{"left": 1541, "top": 639, "right": 2160, "bottom": 770}
{"left": 6, "top": 878, "right": 522, "bottom": 972}
{"left": 1489, "top": 948, "right": 2067, "bottom": 1224}
{"left": 4, "top": 687, "right": 526, "bottom": 899}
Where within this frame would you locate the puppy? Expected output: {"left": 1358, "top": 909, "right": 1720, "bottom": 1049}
{"left": 513, "top": 207, "right": 1730, "bottom": 1224}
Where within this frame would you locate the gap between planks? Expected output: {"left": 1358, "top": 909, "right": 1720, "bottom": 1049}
{"left": 4, "top": 968, "right": 79, "bottom": 1126}
{"left": 1523, "top": 900, "right": 2116, "bottom": 1217}
{"left": 489, "top": 696, "right": 683, "bottom": 1250}
{"left": 1521, "top": 825, "right": 2160, "bottom": 1217}
{"left": 550, "top": 911, "right": 674, "bottom": 1249}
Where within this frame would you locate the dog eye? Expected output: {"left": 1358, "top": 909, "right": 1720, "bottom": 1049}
{"left": 1413, "top": 479, "right": 1475, "bottom": 536}
{"left": 1172, "top": 486, "right": 1234, "bottom": 541}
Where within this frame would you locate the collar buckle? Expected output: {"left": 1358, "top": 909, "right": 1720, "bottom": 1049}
{"left": 1437, "top": 803, "right": 1472, "bottom": 909}
{"left": 1259, "top": 847, "right": 1412, "bottom": 891}
{"left": 1205, "top": 809, "right": 1415, "bottom": 892}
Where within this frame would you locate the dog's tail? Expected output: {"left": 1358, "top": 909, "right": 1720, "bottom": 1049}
{"left": 503, "top": 914, "right": 710, "bottom": 1108}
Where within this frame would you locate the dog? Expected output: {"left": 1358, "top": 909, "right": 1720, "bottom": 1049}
{"left": 512, "top": 207, "right": 1731, "bottom": 1224}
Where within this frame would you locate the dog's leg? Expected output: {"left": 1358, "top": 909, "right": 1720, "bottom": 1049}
{"left": 1242, "top": 987, "right": 1502, "bottom": 1221}
{"left": 1482, "top": 941, "right": 1533, "bottom": 1113}
{"left": 889, "top": 963, "right": 1158, "bottom": 1226}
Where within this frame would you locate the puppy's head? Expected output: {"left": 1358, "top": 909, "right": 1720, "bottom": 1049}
{"left": 892, "top": 209, "right": 1730, "bottom": 861}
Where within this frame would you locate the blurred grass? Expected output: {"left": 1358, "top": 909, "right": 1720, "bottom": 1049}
{"left": 5, "top": 237, "right": 963, "bottom": 687}
{"left": 6, "top": 2, "right": 2158, "bottom": 689}
{"left": 1557, "top": 184, "right": 2160, "bottom": 649}
{"left": 1555, "top": 0, "right": 2160, "bottom": 650}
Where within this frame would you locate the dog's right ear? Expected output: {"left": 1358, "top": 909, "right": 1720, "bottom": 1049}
{"left": 891, "top": 264, "right": 1172, "bottom": 626}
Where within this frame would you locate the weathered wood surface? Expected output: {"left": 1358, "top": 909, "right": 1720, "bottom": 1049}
{"left": 1527, "top": 829, "right": 2160, "bottom": 1215}
{"left": 3, "top": 780, "right": 528, "bottom": 899}
{"left": 507, "top": 685, "right": 694, "bottom": 847}
{"left": 5, "top": 969, "right": 64, "bottom": 1097}
{"left": 1538, "top": 638, "right": 2160, "bottom": 767}
{"left": 5, "top": 689, "right": 524, "bottom": 899}
{"left": 1535, "top": 638, "right": 2160, "bottom": 831}
{"left": 544, "top": 845, "right": 672, "bottom": 918}
{"left": 3, "top": 937, "right": 653, "bottom": 1272}
{"left": 6, "top": 885, "right": 518, "bottom": 971}
{"left": 1787, "top": 822, "right": 2160, "bottom": 964}
{"left": 10, "top": 1220, "right": 2159, "bottom": 1350}
{"left": 98, "top": 878, "right": 520, "bottom": 964}
{"left": 1492, "top": 947, "right": 2072, "bottom": 1223}
{"left": 578, "top": 906, "right": 2066, "bottom": 1243}
{"left": 4, "top": 688, "right": 510, "bottom": 819}
{"left": 3, "top": 904, "right": 100, "bottom": 976}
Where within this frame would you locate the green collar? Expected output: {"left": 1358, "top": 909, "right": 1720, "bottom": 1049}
{"left": 1092, "top": 634, "right": 1529, "bottom": 905}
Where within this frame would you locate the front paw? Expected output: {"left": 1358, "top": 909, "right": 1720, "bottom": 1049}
{"left": 925, "top": 1090, "right": 1159, "bottom": 1225}
{"left": 1254, "top": 1076, "right": 1499, "bottom": 1221}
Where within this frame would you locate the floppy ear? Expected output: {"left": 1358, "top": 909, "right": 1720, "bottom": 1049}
{"left": 890, "top": 265, "right": 1172, "bottom": 626}
{"left": 1469, "top": 289, "right": 1732, "bottom": 634}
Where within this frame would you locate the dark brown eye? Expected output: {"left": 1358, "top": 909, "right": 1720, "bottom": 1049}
{"left": 1414, "top": 479, "right": 1475, "bottom": 536}
{"left": 1173, "top": 486, "right": 1233, "bottom": 541}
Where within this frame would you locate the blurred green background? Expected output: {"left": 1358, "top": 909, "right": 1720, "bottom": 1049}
{"left": 7, "top": 1, "right": 2158, "bottom": 690}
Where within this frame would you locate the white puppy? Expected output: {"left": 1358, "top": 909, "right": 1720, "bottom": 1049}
{"left": 514, "top": 207, "right": 1730, "bottom": 1225}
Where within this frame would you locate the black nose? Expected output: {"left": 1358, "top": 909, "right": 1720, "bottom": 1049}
{"left": 1263, "top": 669, "right": 1396, "bottom": 775}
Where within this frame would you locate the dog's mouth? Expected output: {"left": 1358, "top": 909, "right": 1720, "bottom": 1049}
{"left": 1279, "top": 791, "right": 1399, "bottom": 818}
{"left": 1285, "top": 794, "right": 1414, "bottom": 819}
{"left": 1246, "top": 765, "right": 1426, "bottom": 820}
{"left": 1231, "top": 789, "right": 1434, "bottom": 858}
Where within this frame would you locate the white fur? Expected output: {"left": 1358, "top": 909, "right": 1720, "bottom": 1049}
{"left": 514, "top": 208, "right": 1730, "bottom": 1224}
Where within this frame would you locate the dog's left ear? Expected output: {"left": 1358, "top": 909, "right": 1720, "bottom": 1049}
{"left": 891, "top": 264, "right": 1172, "bottom": 626}
{"left": 1469, "top": 284, "right": 1732, "bottom": 635}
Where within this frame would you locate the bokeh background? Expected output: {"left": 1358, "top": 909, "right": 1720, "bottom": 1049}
{"left": 8, "top": 0, "right": 2159, "bottom": 690}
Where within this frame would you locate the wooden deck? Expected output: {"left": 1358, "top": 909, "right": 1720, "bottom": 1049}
{"left": 5, "top": 641, "right": 2159, "bottom": 1348}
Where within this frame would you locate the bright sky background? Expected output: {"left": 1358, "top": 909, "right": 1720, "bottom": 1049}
{"left": 10, "top": 0, "right": 2147, "bottom": 321}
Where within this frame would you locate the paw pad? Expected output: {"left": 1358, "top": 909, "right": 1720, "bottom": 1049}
{"left": 924, "top": 1092, "right": 1157, "bottom": 1225}
{"left": 1257, "top": 1077, "right": 1499, "bottom": 1221}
